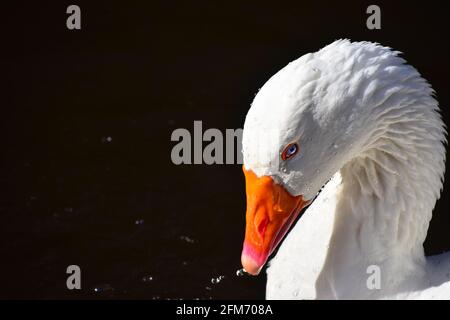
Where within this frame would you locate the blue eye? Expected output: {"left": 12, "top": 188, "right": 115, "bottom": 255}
{"left": 282, "top": 143, "right": 299, "bottom": 160}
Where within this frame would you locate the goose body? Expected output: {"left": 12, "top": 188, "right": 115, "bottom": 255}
{"left": 267, "top": 172, "right": 450, "bottom": 299}
{"left": 240, "top": 40, "right": 450, "bottom": 299}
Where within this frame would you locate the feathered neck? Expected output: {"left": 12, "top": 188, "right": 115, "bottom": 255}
{"left": 314, "top": 67, "right": 446, "bottom": 299}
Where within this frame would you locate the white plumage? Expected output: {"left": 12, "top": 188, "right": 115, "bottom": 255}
{"left": 242, "top": 40, "right": 450, "bottom": 299}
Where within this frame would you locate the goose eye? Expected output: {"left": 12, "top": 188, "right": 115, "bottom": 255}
{"left": 281, "top": 143, "right": 299, "bottom": 161}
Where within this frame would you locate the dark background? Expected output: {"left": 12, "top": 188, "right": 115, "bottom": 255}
{"left": 1, "top": 1, "right": 449, "bottom": 299}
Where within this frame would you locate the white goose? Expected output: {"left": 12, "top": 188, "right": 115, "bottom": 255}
{"left": 240, "top": 40, "right": 450, "bottom": 299}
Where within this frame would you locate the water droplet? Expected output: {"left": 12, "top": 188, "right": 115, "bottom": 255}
{"left": 135, "top": 219, "right": 144, "bottom": 225}
{"left": 142, "top": 275, "right": 153, "bottom": 282}
{"left": 205, "top": 286, "right": 212, "bottom": 291}
{"left": 236, "top": 268, "right": 247, "bottom": 277}
{"left": 101, "top": 136, "right": 113, "bottom": 143}
{"left": 293, "top": 290, "right": 299, "bottom": 297}
{"left": 93, "top": 284, "right": 114, "bottom": 293}
{"left": 333, "top": 144, "right": 338, "bottom": 149}
{"left": 181, "top": 261, "right": 188, "bottom": 266}
{"left": 180, "top": 235, "right": 195, "bottom": 244}
{"left": 211, "top": 275, "right": 225, "bottom": 284}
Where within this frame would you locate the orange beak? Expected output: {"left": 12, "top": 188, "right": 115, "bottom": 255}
{"left": 241, "top": 166, "right": 309, "bottom": 275}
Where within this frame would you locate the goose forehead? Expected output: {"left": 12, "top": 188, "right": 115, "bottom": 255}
{"left": 254, "top": 65, "right": 321, "bottom": 110}
{"left": 245, "top": 80, "right": 314, "bottom": 134}
{"left": 242, "top": 68, "right": 321, "bottom": 171}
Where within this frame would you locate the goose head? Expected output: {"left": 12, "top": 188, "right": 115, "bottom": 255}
{"left": 240, "top": 40, "right": 408, "bottom": 275}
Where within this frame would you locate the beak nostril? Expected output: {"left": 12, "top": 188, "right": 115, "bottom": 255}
{"left": 257, "top": 217, "right": 268, "bottom": 237}
{"left": 273, "top": 204, "right": 283, "bottom": 213}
